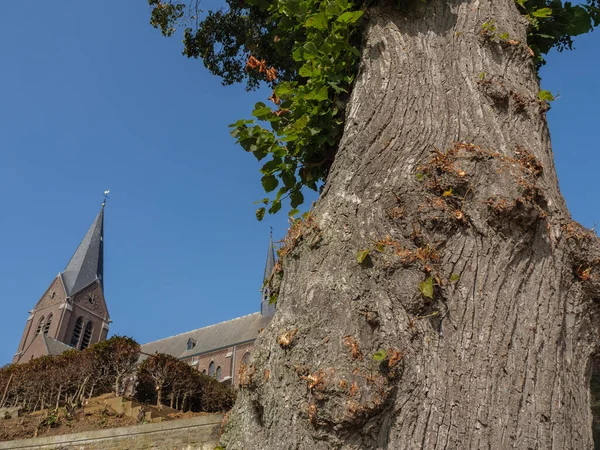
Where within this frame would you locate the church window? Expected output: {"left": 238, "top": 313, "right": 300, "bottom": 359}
{"left": 242, "top": 352, "right": 251, "bottom": 365}
{"left": 202, "top": 369, "right": 207, "bottom": 375}
{"left": 35, "top": 316, "right": 45, "bottom": 336}
{"left": 186, "top": 339, "right": 196, "bottom": 351}
{"left": 208, "top": 361, "right": 215, "bottom": 377}
{"left": 70, "top": 317, "right": 84, "bottom": 347}
{"left": 43, "top": 314, "right": 53, "bottom": 335}
{"left": 80, "top": 322, "right": 94, "bottom": 350}
{"left": 216, "top": 366, "right": 222, "bottom": 380}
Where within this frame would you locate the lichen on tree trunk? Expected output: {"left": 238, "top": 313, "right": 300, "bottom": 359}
{"left": 221, "top": 0, "right": 600, "bottom": 448}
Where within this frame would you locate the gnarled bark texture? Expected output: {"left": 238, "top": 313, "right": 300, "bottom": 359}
{"left": 222, "top": 0, "right": 600, "bottom": 448}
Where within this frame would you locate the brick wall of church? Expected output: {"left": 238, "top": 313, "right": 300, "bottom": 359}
{"left": 16, "top": 334, "right": 48, "bottom": 363}
{"left": 17, "top": 278, "right": 64, "bottom": 347}
{"left": 13, "top": 277, "right": 68, "bottom": 363}
{"left": 182, "top": 341, "right": 256, "bottom": 386}
{"left": 60, "top": 281, "right": 108, "bottom": 350}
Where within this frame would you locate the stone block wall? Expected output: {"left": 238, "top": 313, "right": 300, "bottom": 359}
{"left": 0, "top": 414, "right": 223, "bottom": 450}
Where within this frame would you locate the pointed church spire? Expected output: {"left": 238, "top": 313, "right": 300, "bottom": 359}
{"left": 61, "top": 205, "right": 105, "bottom": 296}
{"left": 261, "top": 230, "right": 277, "bottom": 317}
{"left": 263, "top": 228, "right": 276, "bottom": 282}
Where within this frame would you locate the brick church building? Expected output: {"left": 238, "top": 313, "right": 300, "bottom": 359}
{"left": 13, "top": 204, "right": 110, "bottom": 364}
{"left": 12, "top": 202, "right": 276, "bottom": 386}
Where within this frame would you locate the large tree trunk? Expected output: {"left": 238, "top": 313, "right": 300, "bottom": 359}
{"left": 222, "top": 0, "right": 600, "bottom": 448}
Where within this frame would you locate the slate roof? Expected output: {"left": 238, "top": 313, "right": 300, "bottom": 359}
{"left": 141, "top": 312, "right": 271, "bottom": 361}
{"left": 263, "top": 232, "right": 276, "bottom": 281}
{"left": 260, "top": 232, "right": 277, "bottom": 317}
{"left": 43, "top": 334, "right": 74, "bottom": 356}
{"left": 62, "top": 206, "right": 105, "bottom": 296}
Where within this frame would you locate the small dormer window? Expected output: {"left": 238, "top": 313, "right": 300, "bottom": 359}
{"left": 186, "top": 338, "right": 196, "bottom": 351}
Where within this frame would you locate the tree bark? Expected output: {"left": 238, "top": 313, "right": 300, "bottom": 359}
{"left": 222, "top": 0, "right": 600, "bottom": 448}
{"left": 115, "top": 375, "right": 121, "bottom": 397}
{"left": 157, "top": 386, "right": 163, "bottom": 409}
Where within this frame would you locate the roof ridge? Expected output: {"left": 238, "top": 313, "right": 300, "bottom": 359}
{"left": 41, "top": 333, "right": 50, "bottom": 354}
{"left": 142, "top": 311, "right": 261, "bottom": 346}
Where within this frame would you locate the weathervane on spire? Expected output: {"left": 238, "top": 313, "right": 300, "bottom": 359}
{"left": 102, "top": 190, "right": 110, "bottom": 207}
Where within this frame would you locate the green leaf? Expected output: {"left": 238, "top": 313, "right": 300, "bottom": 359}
{"left": 306, "top": 86, "right": 329, "bottom": 101}
{"left": 450, "top": 273, "right": 460, "bottom": 283}
{"left": 373, "top": 349, "right": 387, "bottom": 362}
{"left": 302, "top": 42, "right": 319, "bottom": 60}
{"left": 305, "top": 13, "right": 328, "bottom": 30}
{"left": 336, "top": 10, "right": 363, "bottom": 24}
{"left": 538, "top": 90, "right": 555, "bottom": 101}
{"left": 531, "top": 8, "right": 552, "bottom": 19}
{"left": 288, "top": 208, "right": 300, "bottom": 217}
{"left": 419, "top": 276, "right": 434, "bottom": 299}
{"left": 256, "top": 207, "right": 266, "bottom": 221}
{"left": 565, "top": 6, "right": 593, "bottom": 36}
{"left": 253, "top": 106, "right": 273, "bottom": 118}
{"left": 228, "top": 119, "right": 254, "bottom": 128}
{"left": 290, "top": 189, "right": 304, "bottom": 208}
{"left": 269, "top": 199, "right": 282, "bottom": 214}
{"left": 261, "top": 174, "right": 278, "bottom": 192}
{"left": 281, "top": 170, "right": 296, "bottom": 188}
{"left": 356, "top": 248, "right": 370, "bottom": 264}
{"left": 262, "top": 158, "right": 282, "bottom": 174}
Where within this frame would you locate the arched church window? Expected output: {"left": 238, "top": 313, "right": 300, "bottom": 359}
{"left": 208, "top": 361, "right": 215, "bottom": 377}
{"left": 43, "top": 314, "right": 53, "bottom": 335}
{"left": 216, "top": 366, "right": 222, "bottom": 380}
{"left": 70, "top": 317, "right": 84, "bottom": 347}
{"left": 80, "top": 321, "right": 94, "bottom": 350}
{"left": 35, "top": 316, "right": 45, "bottom": 336}
{"left": 242, "top": 352, "right": 251, "bottom": 365}
{"left": 202, "top": 369, "right": 207, "bottom": 375}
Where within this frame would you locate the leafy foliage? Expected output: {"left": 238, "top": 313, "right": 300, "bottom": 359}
{"left": 516, "top": 0, "right": 600, "bottom": 68}
{"left": 229, "top": 0, "right": 364, "bottom": 218}
{"left": 148, "top": 0, "right": 599, "bottom": 216}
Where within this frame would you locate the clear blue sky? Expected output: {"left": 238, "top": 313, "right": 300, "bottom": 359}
{"left": 0, "top": 2, "right": 598, "bottom": 365}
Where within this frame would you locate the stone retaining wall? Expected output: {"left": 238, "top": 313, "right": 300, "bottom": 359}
{"left": 0, "top": 414, "right": 223, "bottom": 450}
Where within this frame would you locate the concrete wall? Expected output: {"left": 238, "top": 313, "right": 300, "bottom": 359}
{"left": 0, "top": 414, "right": 223, "bottom": 450}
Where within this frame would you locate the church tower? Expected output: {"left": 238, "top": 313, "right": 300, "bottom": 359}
{"left": 260, "top": 231, "right": 277, "bottom": 317}
{"left": 12, "top": 204, "right": 111, "bottom": 363}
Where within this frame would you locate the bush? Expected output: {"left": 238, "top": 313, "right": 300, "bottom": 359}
{"left": 0, "top": 341, "right": 234, "bottom": 415}
{"left": 0, "top": 336, "right": 139, "bottom": 412}
{"left": 136, "top": 354, "right": 235, "bottom": 412}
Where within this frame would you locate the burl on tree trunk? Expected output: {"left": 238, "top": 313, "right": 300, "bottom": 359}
{"left": 222, "top": 0, "right": 600, "bottom": 448}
